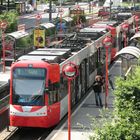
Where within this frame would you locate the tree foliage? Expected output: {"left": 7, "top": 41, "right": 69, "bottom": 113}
{"left": 0, "top": 10, "right": 18, "bottom": 33}
{"left": 90, "top": 67, "right": 140, "bottom": 140}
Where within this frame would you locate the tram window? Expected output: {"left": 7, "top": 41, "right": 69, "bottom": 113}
{"left": 59, "top": 76, "right": 67, "bottom": 100}
{"left": 89, "top": 53, "right": 97, "bottom": 74}
{"left": 48, "top": 84, "right": 59, "bottom": 105}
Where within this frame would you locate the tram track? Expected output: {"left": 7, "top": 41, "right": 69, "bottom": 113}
{"left": 2, "top": 87, "right": 92, "bottom": 140}
{"left": 3, "top": 127, "right": 54, "bottom": 140}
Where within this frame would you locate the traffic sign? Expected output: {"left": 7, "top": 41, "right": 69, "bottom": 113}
{"left": 0, "top": 21, "right": 8, "bottom": 30}
{"left": 58, "top": 8, "right": 64, "bottom": 15}
{"left": 36, "top": 14, "right": 42, "bottom": 20}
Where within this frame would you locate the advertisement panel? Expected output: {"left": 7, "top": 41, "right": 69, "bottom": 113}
{"left": 34, "top": 29, "right": 45, "bottom": 47}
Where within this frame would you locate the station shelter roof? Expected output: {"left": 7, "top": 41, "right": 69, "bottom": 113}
{"left": 115, "top": 46, "right": 140, "bottom": 59}
{"left": 40, "top": 23, "right": 55, "bottom": 29}
{"left": 130, "top": 32, "right": 140, "bottom": 40}
{"left": 7, "top": 31, "right": 29, "bottom": 39}
{"left": 62, "top": 17, "right": 73, "bottom": 22}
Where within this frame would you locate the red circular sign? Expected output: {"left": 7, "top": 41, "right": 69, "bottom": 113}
{"left": 59, "top": 8, "right": 64, "bottom": 15}
{"left": 36, "top": 14, "right": 42, "bottom": 20}
{"left": 62, "top": 62, "right": 79, "bottom": 80}
{"left": 0, "top": 21, "right": 8, "bottom": 29}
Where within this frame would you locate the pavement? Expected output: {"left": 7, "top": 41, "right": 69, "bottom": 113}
{"left": 46, "top": 59, "right": 121, "bottom": 140}
{"left": 0, "top": 66, "right": 10, "bottom": 83}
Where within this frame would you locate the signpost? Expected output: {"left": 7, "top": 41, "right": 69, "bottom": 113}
{"left": 62, "top": 62, "right": 78, "bottom": 140}
{"left": 0, "top": 20, "right": 8, "bottom": 73}
{"left": 58, "top": 7, "right": 64, "bottom": 40}
{"left": 36, "top": 14, "right": 42, "bottom": 26}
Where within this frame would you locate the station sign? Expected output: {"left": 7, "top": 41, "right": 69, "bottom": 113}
{"left": 34, "top": 29, "right": 45, "bottom": 47}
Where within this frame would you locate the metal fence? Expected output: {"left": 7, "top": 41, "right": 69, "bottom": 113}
{"left": 0, "top": 83, "right": 10, "bottom": 132}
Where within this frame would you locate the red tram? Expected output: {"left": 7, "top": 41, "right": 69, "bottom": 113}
{"left": 9, "top": 31, "right": 111, "bottom": 128}
{"left": 9, "top": 16, "right": 136, "bottom": 128}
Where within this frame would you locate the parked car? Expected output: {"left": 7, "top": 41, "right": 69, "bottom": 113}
{"left": 26, "top": 4, "right": 34, "bottom": 13}
{"left": 98, "top": 7, "right": 110, "bottom": 17}
{"left": 44, "top": 4, "right": 56, "bottom": 13}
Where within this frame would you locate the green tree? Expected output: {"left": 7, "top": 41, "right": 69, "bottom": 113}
{"left": 90, "top": 66, "right": 140, "bottom": 140}
{"left": 0, "top": 10, "right": 18, "bottom": 33}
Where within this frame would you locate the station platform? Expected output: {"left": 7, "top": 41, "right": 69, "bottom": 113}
{"left": 0, "top": 66, "right": 10, "bottom": 83}
{"left": 46, "top": 60, "right": 121, "bottom": 140}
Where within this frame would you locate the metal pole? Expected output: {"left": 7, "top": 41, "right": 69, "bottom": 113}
{"left": 109, "top": 0, "right": 112, "bottom": 20}
{"left": 124, "top": 31, "right": 127, "bottom": 47}
{"left": 136, "top": 20, "right": 138, "bottom": 32}
{"left": 2, "top": 31, "right": 5, "bottom": 73}
{"left": 60, "top": 13, "right": 62, "bottom": 40}
{"left": 49, "top": 0, "right": 52, "bottom": 22}
{"left": 105, "top": 47, "right": 109, "bottom": 108}
{"left": 68, "top": 79, "right": 71, "bottom": 140}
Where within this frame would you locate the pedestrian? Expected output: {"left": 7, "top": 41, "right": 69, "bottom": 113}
{"left": 92, "top": 75, "right": 103, "bottom": 107}
{"left": 108, "top": 74, "right": 114, "bottom": 90}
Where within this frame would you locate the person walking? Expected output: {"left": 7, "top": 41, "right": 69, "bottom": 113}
{"left": 92, "top": 75, "right": 103, "bottom": 107}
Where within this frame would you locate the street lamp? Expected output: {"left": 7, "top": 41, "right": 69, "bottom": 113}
{"left": 0, "top": 20, "right": 8, "bottom": 73}
{"left": 59, "top": 7, "right": 64, "bottom": 40}
{"left": 121, "top": 23, "right": 129, "bottom": 48}
{"left": 62, "top": 62, "right": 78, "bottom": 140}
{"left": 135, "top": 15, "right": 139, "bottom": 33}
{"left": 102, "top": 36, "right": 112, "bottom": 108}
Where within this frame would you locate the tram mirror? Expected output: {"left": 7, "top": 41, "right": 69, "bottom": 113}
{"left": 8, "top": 79, "right": 10, "bottom": 88}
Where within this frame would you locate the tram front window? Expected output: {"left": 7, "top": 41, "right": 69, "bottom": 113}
{"left": 12, "top": 68, "right": 46, "bottom": 106}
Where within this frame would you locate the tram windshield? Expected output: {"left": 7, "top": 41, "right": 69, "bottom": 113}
{"left": 12, "top": 68, "right": 46, "bottom": 106}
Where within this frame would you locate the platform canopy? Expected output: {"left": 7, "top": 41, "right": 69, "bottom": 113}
{"left": 40, "top": 23, "right": 55, "bottom": 29}
{"left": 115, "top": 46, "right": 140, "bottom": 59}
{"left": 130, "top": 32, "right": 140, "bottom": 40}
{"left": 62, "top": 17, "right": 73, "bottom": 22}
{"left": 7, "top": 31, "right": 29, "bottom": 39}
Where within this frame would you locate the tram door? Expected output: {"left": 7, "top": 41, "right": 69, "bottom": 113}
{"left": 85, "top": 58, "right": 90, "bottom": 90}
{"left": 74, "top": 76, "right": 79, "bottom": 103}
{"left": 80, "top": 59, "right": 89, "bottom": 95}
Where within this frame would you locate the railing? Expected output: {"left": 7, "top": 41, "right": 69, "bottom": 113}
{"left": 0, "top": 83, "right": 10, "bottom": 132}
{"left": 124, "top": 66, "right": 136, "bottom": 80}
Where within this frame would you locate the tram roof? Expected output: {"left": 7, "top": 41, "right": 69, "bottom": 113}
{"left": 80, "top": 27, "right": 107, "bottom": 33}
{"left": 117, "top": 12, "right": 132, "bottom": 16}
{"left": 7, "top": 31, "right": 29, "bottom": 39}
{"left": 130, "top": 32, "right": 140, "bottom": 40}
{"left": 40, "top": 23, "right": 55, "bottom": 29}
{"left": 94, "top": 21, "right": 118, "bottom": 26}
{"left": 37, "top": 48, "right": 71, "bottom": 52}
{"left": 28, "top": 48, "right": 71, "bottom": 56}
{"left": 18, "top": 55, "right": 58, "bottom": 61}
{"left": 115, "top": 46, "right": 140, "bottom": 59}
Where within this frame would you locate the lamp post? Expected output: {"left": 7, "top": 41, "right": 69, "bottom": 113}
{"left": 59, "top": 7, "right": 64, "bottom": 40}
{"left": 121, "top": 23, "right": 129, "bottom": 48}
{"left": 102, "top": 36, "right": 112, "bottom": 108}
{"left": 62, "top": 62, "right": 78, "bottom": 140}
{"left": 0, "top": 20, "right": 8, "bottom": 73}
{"left": 135, "top": 15, "right": 139, "bottom": 33}
{"left": 76, "top": 5, "right": 81, "bottom": 32}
